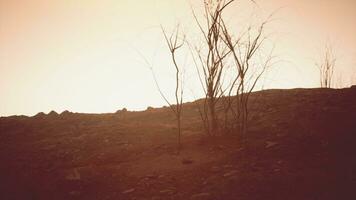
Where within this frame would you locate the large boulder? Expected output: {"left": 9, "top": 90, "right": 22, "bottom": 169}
{"left": 146, "top": 106, "right": 154, "bottom": 111}
{"left": 116, "top": 108, "right": 128, "bottom": 114}
{"left": 48, "top": 110, "right": 59, "bottom": 117}
{"left": 34, "top": 112, "right": 46, "bottom": 118}
{"left": 60, "top": 110, "right": 72, "bottom": 115}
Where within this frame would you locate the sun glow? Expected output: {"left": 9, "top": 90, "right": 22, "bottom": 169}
{"left": 1, "top": 0, "right": 355, "bottom": 116}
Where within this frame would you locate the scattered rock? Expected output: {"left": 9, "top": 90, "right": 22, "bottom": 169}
{"left": 160, "top": 189, "right": 176, "bottom": 195}
{"left": 118, "top": 141, "right": 130, "bottom": 146}
{"left": 154, "top": 144, "right": 166, "bottom": 150}
{"left": 223, "top": 170, "right": 238, "bottom": 177}
{"left": 321, "top": 140, "right": 329, "bottom": 147}
{"left": 265, "top": 141, "right": 278, "bottom": 148}
{"left": 190, "top": 193, "right": 211, "bottom": 200}
{"left": 146, "top": 174, "right": 158, "bottom": 179}
{"left": 146, "top": 106, "right": 154, "bottom": 111}
{"left": 276, "top": 133, "right": 286, "bottom": 137}
{"left": 217, "top": 145, "right": 225, "bottom": 150}
{"left": 69, "top": 191, "right": 81, "bottom": 196}
{"left": 122, "top": 188, "right": 135, "bottom": 194}
{"left": 60, "top": 110, "right": 72, "bottom": 115}
{"left": 65, "top": 168, "right": 81, "bottom": 181}
{"left": 34, "top": 112, "right": 46, "bottom": 118}
{"left": 182, "top": 158, "right": 194, "bottom": 164}
{"left": 203, "top": 175, "right": 219, "bottom": 185}
{"left": 48, "top": 110, "right": 59, "bottom": 117}
{"left": 210, "top": 166, "right": 220, "bottom": 172}
{"left": 223, "top": 164, "right": 233, "bottom": 169}
{"left": 42, "top": 144, "right": 57, "bottom": 151}
{"left": 116, "top": 108, "right": 128, "bottom": 114}
{"left": 227, "top": 175, "right": 239, "bottom": 183}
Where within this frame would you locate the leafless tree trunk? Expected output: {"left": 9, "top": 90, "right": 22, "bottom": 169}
{"left": 316, "top": 43, "right": 336, "bottom": 88}
{"left": 161, "top": 25, "right": 185, "bottom": 150}
{"left": 190, "top": 0, "right": 232, "bottom": 136}
{"left": 219, "top": 10, "right": 275, "bottom": 138}
{"left": 167, "top": 0, "right": 275, "bottom": 141}
{"left": 145, "top": 25, "right": 185, "bottom": 151}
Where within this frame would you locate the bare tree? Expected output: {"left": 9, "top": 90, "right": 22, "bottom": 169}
{"left": 158, "top": 25, "right": 185, "bottom": 150}
{"left": 220, "top": 16, "right": 274, "bottom": 138}
{"left": 190, "top": 0, "right": 232, "bottom": 136}
{"left": 139, "top": 25, "right": 185, "bottom": 151}
{"left": 148, "top": 0, "right": 274, "bottom": 142}
{"left": 189, "top": 0, "right": 274, "bottom": 139}
{"left": 316, "top": 43, "right": 336, "bottom": 88}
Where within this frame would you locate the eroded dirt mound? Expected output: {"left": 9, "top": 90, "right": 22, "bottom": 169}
{"left": 0, "top": 88, "right": 355, "bottom": 200}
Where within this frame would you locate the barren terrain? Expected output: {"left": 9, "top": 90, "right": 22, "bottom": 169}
{"left": 1, "top": 88, "right": 356, "bottom": 200}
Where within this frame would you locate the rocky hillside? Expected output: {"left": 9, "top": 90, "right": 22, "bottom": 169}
{"left": 0, "top": 87, "right": 355, "bottom": 200}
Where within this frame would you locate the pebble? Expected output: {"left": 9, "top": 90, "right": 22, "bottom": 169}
{"left": 65, "top": 168, "right": 81, "bottom": 181}
{"left": 265, "top": 141, "right": 278, "bottom": 148}
{"left": 223, "top": 170, "right": 238, "bottom": 177}
{"left": 182, "top": 158, "right": 194, "bottom": 164}
{"left": 122, "top": 188, "right": 135, "bottom": 194}
{"left": 190, "top": 193, "right": 211, "bottom": 200}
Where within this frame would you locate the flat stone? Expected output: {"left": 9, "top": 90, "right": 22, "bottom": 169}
{"left": 210, "top": 166, "right": 220, "bottom": 172}
{"left": 122, "top": 188, "right": 135, "bottom": 194}
{"left": 223, "top": 164, "right": 233, "bottom": 169}
{"left": 146, "top": 174, "right": 158, "bottom": 179}
{"left": 265, "top": 141, "right": 278, "bottom": 148}
{"left": 160, "top": 189, "right": 176, "bottom": 195}
{"left": 190, "top": 193, "right": 211, "bottom": 200}
{"left": 69, "top": 191, "right": 81, "bottom": 196}
{"left": 182, "top": 158, "right": 194, "bottom": 164}
{"left": 65, "top": 168, "right": 81, "bottom": 181}
{"left": 228, "top": 175, "right": 239, "bottom": 183}
{"left": 223, "top": 170, "right": 238, "bottom": 177}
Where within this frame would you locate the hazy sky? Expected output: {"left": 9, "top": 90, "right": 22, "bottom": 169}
{"left": 1, "top": 0, "right": 355, "bottom": 116}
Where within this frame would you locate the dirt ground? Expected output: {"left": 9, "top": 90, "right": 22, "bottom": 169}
{"left": 1, "top": 88, "right": 356, "bottom": 200}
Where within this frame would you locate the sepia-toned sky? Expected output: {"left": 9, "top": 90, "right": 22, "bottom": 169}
{"left": 1, "top": 0, "right": 355, "bottom": 116}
